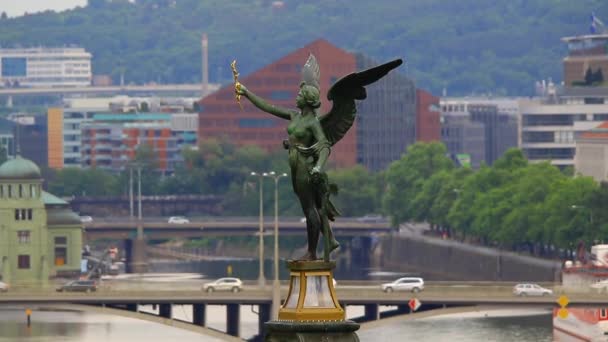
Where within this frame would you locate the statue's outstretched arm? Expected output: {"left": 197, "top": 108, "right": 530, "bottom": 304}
{"left": 238, "top": 85, "right": 292, "bottom": 120}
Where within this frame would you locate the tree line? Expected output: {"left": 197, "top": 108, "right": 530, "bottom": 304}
{"left": 44, "top": 139, "right": 608, "bottom": 257}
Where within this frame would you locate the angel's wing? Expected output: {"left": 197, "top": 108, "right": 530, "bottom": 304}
{"left": 320, "top": 59, "right": 403, "bottom": 146}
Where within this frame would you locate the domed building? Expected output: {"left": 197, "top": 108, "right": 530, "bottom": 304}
{"left": 0, "top": 156, "right": 82, "bottom": 287}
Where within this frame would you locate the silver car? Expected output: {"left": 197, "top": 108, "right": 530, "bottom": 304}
{"left": 203, "top": 277, "right": 243, "bottom": 293}
{"left": 512, "top": 283, "right": 553, "bottom": 297}
{"left": 381, "top": 277, "right": 424, "bottom": 293}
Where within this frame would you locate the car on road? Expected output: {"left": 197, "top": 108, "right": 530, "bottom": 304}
{"left": 300, "top": 217, "right": 307, "bottom": 223}
{"left": 0, "top": 281, "right": 9, "bottom": 292}
{"left": 512, "top": 283, "right": 553, "bottom": 297}
{"left": 381, "top": 277, "right": 424, "bottom": 293}
{"left": 168, "top": 216, "right": 190, "bottom": 224}
{"left": 80, "top": 216, "right": 93, "bottom": 223}
{"left": 56, "top": 280, "right": 97, "bottom": 293}
{"left": 203, "top": 277, "right": 243, "bottom": 293}
{"left": 356, "top": 214, "right": 386, "bottom": 223}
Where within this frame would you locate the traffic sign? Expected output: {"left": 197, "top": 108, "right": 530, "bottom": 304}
{"left": 557, "top": 295, "right": 569, "bottom": 308}
{"left": 408, "top": 298, "right": 421, "bottom": 312}
{"left": 557, "top": 307, "right": 569, "bottom": 319}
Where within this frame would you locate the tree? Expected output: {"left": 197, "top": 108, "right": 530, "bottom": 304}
{"left": 585, "top": 67, "right": 594, "bottom": 85}
{"left": 0, "top": 12, "right": 7, "bottom": 20}
{"left": 328, "top": 165, "right": 380, "bottom": 217}
{"left": 383, "top": 142, "right": 454, "bottom": 225}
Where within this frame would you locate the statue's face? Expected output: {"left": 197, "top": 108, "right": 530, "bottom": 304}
{"left": 296, "top": 89, "right": 306, "bottom": 109}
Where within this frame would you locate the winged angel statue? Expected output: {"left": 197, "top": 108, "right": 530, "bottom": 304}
{"left": 234, "top": 55, "right": 402, "bottom": 261}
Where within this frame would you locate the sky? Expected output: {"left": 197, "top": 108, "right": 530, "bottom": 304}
{"left": 0, "top": 0, "right": 86, "bottom": 17}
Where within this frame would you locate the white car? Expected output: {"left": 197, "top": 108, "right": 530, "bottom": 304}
{"left": 357, "top": 214, "right": 386, "bottom": 223}
{"left": 0, "top": 281, "right": 8, "bottom": 292}
{"left": 203, "top": 277, "right": 243, "bottom": 293}
{"left": 168, "top": 216, "right": 190, "bottom": 224}
{"left": 381, "top": 277, "right": 424, "bottom": 293}
{"left": 80, "top": 216, "right": 93, "bottom": 223}
{"left": 512, "top": 283, "right": 553, "bottom": 297}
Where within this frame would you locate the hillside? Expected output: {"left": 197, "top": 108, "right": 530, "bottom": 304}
{"left": 0, "top": 0, "right": 606, "bottom": 95}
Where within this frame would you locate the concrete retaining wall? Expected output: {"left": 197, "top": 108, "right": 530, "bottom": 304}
{"left": 380, "top": 234, "right": 561, "bottom": 282}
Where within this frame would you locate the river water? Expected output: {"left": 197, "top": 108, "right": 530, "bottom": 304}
{"left": 0, "top": 305, "right": 555, "bottom": 341}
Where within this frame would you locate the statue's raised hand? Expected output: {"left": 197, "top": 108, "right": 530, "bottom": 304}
{"left": 235, "top": 83, "right": 247, "bottom": 96}
{"left": 310, "top": 165, "right": 322, "bottom": 184}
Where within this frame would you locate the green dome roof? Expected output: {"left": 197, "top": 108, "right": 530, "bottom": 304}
{"left": 0, "top": 156, "right": 42, "bottom": 180}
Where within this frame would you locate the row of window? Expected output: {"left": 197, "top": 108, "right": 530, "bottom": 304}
{"left": 0, "top": 184, "right": 40, "bottom": 199}
{"left": 15, "top": 209, "right": 33, "bottom": 221}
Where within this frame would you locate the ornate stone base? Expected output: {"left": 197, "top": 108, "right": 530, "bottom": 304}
{"left": 265, "top": 320, "right": 360, "bottom": 342}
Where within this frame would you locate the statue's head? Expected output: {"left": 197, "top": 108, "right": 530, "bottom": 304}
{"left": 298, "top": 54, "right": 321, "bottom": 110}
{"left": 297, "top": 83, "right": 321, "bottom": 109}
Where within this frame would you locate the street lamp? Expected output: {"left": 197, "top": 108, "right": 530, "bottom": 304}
{"left": 250, "top": 172, "right": 268, "bottom": 288}
{"left": 266, "top": 171, "right": 288, "bottom": 319}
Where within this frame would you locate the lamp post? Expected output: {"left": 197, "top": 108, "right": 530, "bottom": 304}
{"left": 250, "top": 172, "right": 267, "bottom": 288}
{"left": 267, "top": 171, "right": 288, "bottom": 319}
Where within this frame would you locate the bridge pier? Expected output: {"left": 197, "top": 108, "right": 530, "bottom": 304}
{"left": 193, "top": 304, "right": 206, "bottom": 326}
{"left": 363, "top": 304, "right": 379, "bottom": 321}
{"left": 226, "top": 303, "right": 240, "bottom": 337}
{"left": 258, "top": 303, "right": 271, "bottom": 339}
{"left": 125, "top": 237, "right": 148, "bottom": 274}
{"left": 158, "top": 304, "right": 172, "bottom": 319}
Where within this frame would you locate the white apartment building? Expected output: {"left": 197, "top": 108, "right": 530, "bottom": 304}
{"left": 519, "top": 88, "right": 608, "bottom": 168}
{"left": 0, "top": 47, "right": 92, "bottom": 87}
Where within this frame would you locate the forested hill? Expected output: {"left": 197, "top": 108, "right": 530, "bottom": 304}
{"left": 0, "top": 0, "right": 606, "bottom": 96}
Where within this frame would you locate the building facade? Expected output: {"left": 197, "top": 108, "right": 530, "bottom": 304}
{"left": 354, "top": 54, "right": 417, "bottom": 171}
{"left": 441, "top": 114, "right": 486, "bottom": 168}
{"left": 0, "top": 48, "right": 92, "bottom": 88}
{"left": 519, "top": 90, "right": 608, "bottom": 168}
{"left": 574, "top": 122, "right": 608, "bottom": 181}
{"left": 199, "top": 39, "right": 358, "bottom": 168}
{"left": 562, "top": 33, "right": 608, "bottom": 87}
{"left": 441, "top": 98, "right": 519, "bottom": 166}
{"left": 0, "top": 156, "right": 82, "bottom": 286}
{"left": 416, "top": 89, "right": 441, "bottom": 142}
{"left": 81, "top": 113, "right": 196, "bottom": 173}
{"left": 198, "top": 39, "right": 420, "bottom": 171}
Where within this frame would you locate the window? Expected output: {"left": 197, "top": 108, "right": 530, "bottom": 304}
{"left": 18, "top": 255, "right": 30, "bottom": 269}
{"left": 8, "top": 185, "right": 12, "bottom": 197}
{"left": 54, "top": 247, "right": 67, "bottom": 266}
{"left": 54, "top": 237, "right": 67, "bottom": 244}
{"left": 27, "top": 209, "right": 32, "bottom": 220}
{"left": 18, "top": 184, "right": 22, "bottom": 198}
{"left": 0, "top": 185, "right": 3, "bottom": 198}
{"left": 17, "top": 231, "right": 30, "bottom": 244}
{"left": 14, "top": 209, "right": 19, "bottom": 220}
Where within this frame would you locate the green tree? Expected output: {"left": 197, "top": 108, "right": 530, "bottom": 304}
{"left": 328, "top": 165, "right": 380, "bottom": 216}
{"left": 383, "top": 142, "right": 454, "bottom": 225}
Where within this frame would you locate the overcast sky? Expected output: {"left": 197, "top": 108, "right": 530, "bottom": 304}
{"left": 0, "top": 0, "right": 86, "bottom": 17}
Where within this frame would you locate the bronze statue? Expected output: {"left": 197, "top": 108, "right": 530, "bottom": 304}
{"left": 233, "top": 55, "right": 402, "bottom": 261}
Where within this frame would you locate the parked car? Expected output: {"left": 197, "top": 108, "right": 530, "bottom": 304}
{"left": 512, "top": 283, "right": 553, "bottom": 297}
{"left": 356, "top": 214, "right": 386, "bottom": 223}
{"left": 381, "top": 277, "right": 424, "bottom": 293}
{"left": 203, "top": 278, "right": 243, "bottom": 293}
{"left": 80, "top": 216, "right": 93, "bottom": 223}
{"left": 168, "top": 216, "right": 190, "bottom": 224}
{"left": 56, "top": 280, "right": 97, "bottom": 293}
{"left": 0, "top": 281, "right": 9, "bottom": 292}
{"left": 300, "top": 217, "right": 307, "bottom": 223}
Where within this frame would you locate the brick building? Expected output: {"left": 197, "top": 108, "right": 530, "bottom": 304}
{"left": 199, "top": 39, "right": 357, "bottom": 168}
{"left": 199, "top": 39, "right": 432, "bottom": 171}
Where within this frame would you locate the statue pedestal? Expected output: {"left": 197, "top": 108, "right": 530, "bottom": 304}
{"left": 265, "top": 320, "right": 360, "bottom": 342}
{"left": 265, "top": 260, "right": 359, "bottom": 341}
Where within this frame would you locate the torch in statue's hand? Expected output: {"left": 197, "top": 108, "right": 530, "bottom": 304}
{"left": 230, "top": 60, "right": 244, "bottom": 110}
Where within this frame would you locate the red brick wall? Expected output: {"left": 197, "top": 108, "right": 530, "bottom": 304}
{"left": 198, "top": 39, "right": 358, "bottom": 168}
{"left": 416, "top": 89, "right": 441, "bottom": 142}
